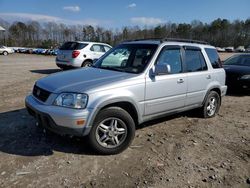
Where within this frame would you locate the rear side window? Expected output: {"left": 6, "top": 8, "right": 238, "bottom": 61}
{"left": 90, "top": 45, "right": 105, "bottom": 52}
{"left": 205, "top": 48, "right": 222, "bottom": 68}
{"left": 103, "top": 45, "right": 111, "bottom": 52}
{"left": 185, "top": 50, "right": 207, "bottom": 72}
{"left": 59, "top": 42, "right": 88, "bottom": 50}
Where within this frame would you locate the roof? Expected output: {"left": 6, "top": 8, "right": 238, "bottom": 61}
{"left": 122, "top": 38, "right": 213, "bottom": 48}
{"left": 0, "top": 26, "right": 5, "bottom": 31}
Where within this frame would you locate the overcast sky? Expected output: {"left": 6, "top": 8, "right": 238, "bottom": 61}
{"left": 0, "top": 0, "right": 249, "bottom": 28}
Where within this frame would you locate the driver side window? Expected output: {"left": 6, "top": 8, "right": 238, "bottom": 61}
{"left": 156, "top": 48, "right": 182, "bottom": 74}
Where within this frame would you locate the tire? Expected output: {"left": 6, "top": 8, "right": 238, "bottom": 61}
{"left": 81, "top": 60, "right": 92, "bottom": 67}
{"left": 201, "top": 91, "right": 221, "bottom": 118}
{"left": 3, "top": 51, "right": 8, "bottom": 56}
{"left": 88, "top": 107, "right": 135, "bottom": 155}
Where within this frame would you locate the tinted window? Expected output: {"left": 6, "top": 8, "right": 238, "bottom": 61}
{"left": 156, "top": 48, "right": 182, "bottom": 74}
{"left": 59, "top": 42, "right": 88, "bottom": 50}
{"left": 205, "top": 48, "right": 222, "bottom": 68}
{"left": 90, "top": 45, "right": 105, "bottom": 52}
{"left": 186, "top": 50, "right": 207, "bottom": 72}
{"left": 241, "top": 56, "right": 250, "bottom": 66}
{"left": 224, "top": 55, "right": 250, "bottom": 66}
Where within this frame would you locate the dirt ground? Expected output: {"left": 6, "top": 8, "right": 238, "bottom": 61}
{"left": 0, "top": 53, "right": 249, "bottom": 188}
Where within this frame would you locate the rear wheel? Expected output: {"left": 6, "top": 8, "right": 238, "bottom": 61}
{"left": 201, "top": 91, "right": 220, "bottom": 118}
{"left": 88, "top": 107, "right": 135, "bottom": 155}
{"left": 3, "top": 51, "right": 8, "bottom": 56}
{"left": 81, "top": 60, "right": 92, "bottom": 67}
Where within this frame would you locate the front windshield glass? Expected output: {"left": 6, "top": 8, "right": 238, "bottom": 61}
{"left": 93, "top": 44, "right": 158, "bottom": 74}
{"left": 224, "top": 55, "right": 250, "bottom": 66}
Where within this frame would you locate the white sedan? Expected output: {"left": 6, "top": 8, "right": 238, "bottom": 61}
{"left": 0, "top": 46, "right": 14, "bottom": 55}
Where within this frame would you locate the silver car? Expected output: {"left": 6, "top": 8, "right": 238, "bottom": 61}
{"left": 0, "top": 45, "right": 14, "bottom": 55}
{"left": 26, "top": 39, "right": 227, "bottom": 154}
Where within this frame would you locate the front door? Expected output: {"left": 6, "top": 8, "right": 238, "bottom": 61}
{"left": 144, "top": 46, "right": 187, "bottom": 115}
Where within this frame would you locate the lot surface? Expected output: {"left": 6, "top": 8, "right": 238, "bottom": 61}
{"left": 0, "top": 53, "right": 249, "bottom": 188}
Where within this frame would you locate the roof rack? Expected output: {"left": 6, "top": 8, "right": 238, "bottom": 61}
{"left": 123, "top": 37, "right": 209, "bottom": 45}
{"left": 161, "top": 38, "right": 209, "bottom": 45}
{"left": 123, "top": 38, "right": 162, "bottom": 42}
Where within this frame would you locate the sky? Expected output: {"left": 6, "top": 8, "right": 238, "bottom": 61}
{"left": 0, "top": 0, "right": 249, "bottom": 28}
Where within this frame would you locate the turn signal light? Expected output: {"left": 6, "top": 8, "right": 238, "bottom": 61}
{"left": 76, "top": 119, "right": 85, "bottom": 126}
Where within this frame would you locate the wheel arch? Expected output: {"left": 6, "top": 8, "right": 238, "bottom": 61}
{"left": 91, "top": 99, "right": 141, "bottom": 128}
{"left": 81, "top": 59, "right": 93, "bottom": 67}
{"left": 100, "top": 102, "right": 139, "bottom": 125}
{"left": 202, "top": 86, "right": 221, "bottom": 105}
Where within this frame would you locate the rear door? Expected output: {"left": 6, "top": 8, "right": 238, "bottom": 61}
{"left": 184, "top": 46, "right": 211, "bottom": 106}
{"left": 89, "top": 44, "right": 106, "bottom": 59}
{"left": 145, "top": 45, "right": 187, "bottom": 115}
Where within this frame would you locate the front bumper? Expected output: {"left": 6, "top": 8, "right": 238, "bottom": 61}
{"left": 25, "top": 95, "right": 93, "bottom": 137}
{"left": 221, "top": 85, "right": 227, "bottom": 96}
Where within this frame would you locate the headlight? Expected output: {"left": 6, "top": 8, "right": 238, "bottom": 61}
{"left": 240, "top": 75, "right": 250, "bottom": 80}
{"left": 54, "top": 93, "right": 88, "bottom": 109}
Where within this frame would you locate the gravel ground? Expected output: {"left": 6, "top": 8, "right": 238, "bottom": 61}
{"left": 0, "top": 53, "right": 249, "bottom": 188}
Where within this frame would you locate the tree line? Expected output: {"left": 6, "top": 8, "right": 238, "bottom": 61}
{"left": 0, "top": 18, "right": 249, "bottom": 48}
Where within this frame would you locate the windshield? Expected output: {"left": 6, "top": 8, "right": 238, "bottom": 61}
{"left": 59, "top": 42, "right": 88, "bottom": 50}
{"left": 93, "top": 44, "right": 158, "bottom": 74}
{"left": 224, "top": 55, "right": 250, "bottom": 66}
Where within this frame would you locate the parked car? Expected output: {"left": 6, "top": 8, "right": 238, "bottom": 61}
{"left": 246, "top": 45, "right": 250, "bottom": 52}
{"left": 235, "top": 46, "right": 245, "bottom": 52}
{"left": 45, "top": 49, "right": 58, "bottom": 55}
{"left": 26, "top": 38, "right": 227, "bottom": 154}
{"left": 223, "top": 54, "right": 250, "bottom": 91}
{"left": 225, "top": 47, "right": 234, "bottom": 52}
{"left": 56, "top": 41, "right": 112, "bottom": 69}
{"left": 17, "top": 48, "right": 25, "bottom": 53}
{"left": 33, "top": 48, "right": 47, "bottom": 54}
{"left": 216, "top": 47, "right": 225, "bottom": 52}
{"left": 0, "top": 45, "right": 14, "bottom": 55}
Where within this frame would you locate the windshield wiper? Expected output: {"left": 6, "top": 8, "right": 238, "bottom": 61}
{"left": 98, "top": 66, "right": 126, "bottom": 72}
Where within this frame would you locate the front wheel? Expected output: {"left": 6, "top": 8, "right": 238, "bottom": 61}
{"left": 201, "top": 91, "right": 221, "bottom": 118}
{"left": 88, "top": 107, "right": 135, "bottom": 155}
{"left": 3, "top": 51, "right": 8, "bottom": 56}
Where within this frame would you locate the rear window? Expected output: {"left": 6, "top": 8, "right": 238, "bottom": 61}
{"left": 59, "top": 42, "right": 88, "bottom": 50}
{"left": 205, "top": 48, "right": 222, "bottom": 68}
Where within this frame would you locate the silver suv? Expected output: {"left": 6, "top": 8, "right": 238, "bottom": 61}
{"left": 25, "top": 38, "right": 227, "bottom": 154}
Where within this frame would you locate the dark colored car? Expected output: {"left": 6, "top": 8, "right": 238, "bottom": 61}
{"left": 223, "top": 54, "right": 250, "bottom": 91}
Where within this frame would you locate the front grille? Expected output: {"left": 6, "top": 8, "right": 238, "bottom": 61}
{"left": 33, "top": 85, "right": 51, "bottom": 102}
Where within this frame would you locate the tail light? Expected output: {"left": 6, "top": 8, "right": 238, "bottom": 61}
{"left": 72, "top": 50, "right": 80, "bottom": 58}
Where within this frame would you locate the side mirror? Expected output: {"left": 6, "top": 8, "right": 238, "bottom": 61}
{"left": 153, "top": 64, "right": 171, "bottom": 76}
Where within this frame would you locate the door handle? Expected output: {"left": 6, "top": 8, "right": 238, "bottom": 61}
{"left": 177, "top": 78, "right": 184, "bottom": 84}
{"left": 206, "top": 75, "right": 211, "bottom": 79}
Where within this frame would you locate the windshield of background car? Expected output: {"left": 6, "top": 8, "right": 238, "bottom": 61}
{"left": 224, "top": 55, "right": 250, "bottom": 66}
{"left": 59, "top": 42, "right": 88, "bottom": 50}
{"left": 94, "top": 44, "right": 158, "bottom": 74}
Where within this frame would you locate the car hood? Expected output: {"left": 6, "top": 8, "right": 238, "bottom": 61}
{"left": 36, "top": 67, "right": 136, "bottom": 93}
{"left": 223, "top": 65, "right": 250, "bottom": 74}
